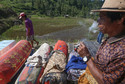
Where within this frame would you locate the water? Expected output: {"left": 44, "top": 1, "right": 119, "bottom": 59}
{"left": 36, "top": 21, "right": 98, "bottom": 42}
{"left": 36, "top": 25, "right": 89, "bottom": 42}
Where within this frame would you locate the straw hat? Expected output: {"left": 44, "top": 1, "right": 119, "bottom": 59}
{"left": 92, "top": 0, "right": 125, "bottom": 12}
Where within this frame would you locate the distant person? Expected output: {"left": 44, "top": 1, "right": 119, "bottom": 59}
{"left": 19, "top": 12, "right": 39, "bottom": 48}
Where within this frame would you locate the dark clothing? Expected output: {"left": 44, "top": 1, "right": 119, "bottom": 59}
{"left": 97, "top": 31, "right": 104, "bottom": 44}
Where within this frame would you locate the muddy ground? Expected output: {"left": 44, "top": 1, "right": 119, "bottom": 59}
{"left": 36, "top": 25, "right": 97, "bottom": 42}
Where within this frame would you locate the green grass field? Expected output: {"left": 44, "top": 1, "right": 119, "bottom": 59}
{"left": 1, "top": 15, "right": 93, "bottom": 42}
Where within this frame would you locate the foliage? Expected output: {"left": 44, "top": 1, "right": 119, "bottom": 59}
{"left": 0, "top": 0, "right": 104, "bottom": 18}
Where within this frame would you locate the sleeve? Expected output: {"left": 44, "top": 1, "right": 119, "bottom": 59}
{"left": 102, "top": 54, "right": 125, "bottom": 84}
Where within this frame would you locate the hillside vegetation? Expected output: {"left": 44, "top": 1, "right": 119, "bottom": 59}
{"left": 0, "top": 5, "right": 18, "bottom": 35}
{"left": 0, "top": 0, "right": 103, "bottom": 18}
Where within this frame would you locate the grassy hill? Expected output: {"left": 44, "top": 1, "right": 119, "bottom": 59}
{"left": 0, "top": 4, "right": 18, "bottom": 35}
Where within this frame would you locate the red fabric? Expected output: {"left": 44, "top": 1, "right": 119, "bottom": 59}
{"left": 0, "top": 72, "right": 6, "bottom": 84}
{"left": 54, "top": 40, "right": 68, "bottom": 57}
{"left": 18, "top": 66, "right": 44, "bottom": 84}
{"left": 0, "top": 40, "right": 16, "bottom": 56}
{"left": 45, "top": 81, "right": 50, "bottom": 84}
{"left": 0, "top": 40, "right": 32, "bottom": 84}
{"left": 36, "top": 67, "right": 45, "bottom": 84}
{"left": 18, "top": 66, "right": 30, "bottom": 81}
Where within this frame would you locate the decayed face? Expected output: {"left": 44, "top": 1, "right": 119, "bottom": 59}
{"left": 98, "top": 12, "right": 116, "bottom": 35}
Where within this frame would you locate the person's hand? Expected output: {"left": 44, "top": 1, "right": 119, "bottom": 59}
{"left": 77, "top": 42, "right": 90, "bottom": 57}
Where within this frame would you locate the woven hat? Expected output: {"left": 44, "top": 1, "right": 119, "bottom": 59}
{"left": 92, "top": 0, "right": 125, "bottom": 12}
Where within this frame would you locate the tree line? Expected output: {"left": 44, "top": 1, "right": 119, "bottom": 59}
{"left": 2, "top": 0, "right": 104, "bottom": 18}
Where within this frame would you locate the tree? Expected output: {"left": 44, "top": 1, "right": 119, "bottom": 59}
{"left": 2, "top": 0, "right": 104, "bottom": 18}
{"left": 31, "top": 0, "right": 34, "bottom": 9}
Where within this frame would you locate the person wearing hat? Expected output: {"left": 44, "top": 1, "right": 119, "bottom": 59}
{"left": 19, "top": 12, "right": 39, "bottom": 48}
{"left": 77, "top": 0, "right": 125, "bottom": 84}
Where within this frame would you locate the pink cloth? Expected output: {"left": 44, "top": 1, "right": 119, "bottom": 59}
{"left": 25, "top": 18, "right": 34, "bottom": 36}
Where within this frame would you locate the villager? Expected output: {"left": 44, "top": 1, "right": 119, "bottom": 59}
{"left": 19, "top": 12, "right": 39, "bottom": 48}
{"left": 77, "top": 0, "right": 125, "bottom": 84}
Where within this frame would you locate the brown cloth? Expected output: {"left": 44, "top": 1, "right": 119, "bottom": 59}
{"left": 78, "top": 67, "right": 98, "bottom": 84}
{"left": 78, "top": 57, "right": 98, "bottom": 84}
{"left": 39, "top": 50, "right": 67, "bottom": 83}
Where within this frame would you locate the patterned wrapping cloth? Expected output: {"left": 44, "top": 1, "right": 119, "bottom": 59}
{"left": 78, "top": 66, "right": 98, "bottom": 84}
{"left": 40, "top": 50, "right": 67, "bottom": 84}
{"left": 67, "top": 69, "right": 85, "bottom": 81}
{"left": 15, "top": 43, "right": 51, "bottom": 84}
{"left": 0, "top": 40, "right": 32, "bottom": 84}
{"left": 54, "top": 40, "right": 68, "bottom": 57}
{"left": 66, "top": 50, "right": 86, "bottom": 81}
{"left": 15, "top": 66, "right": 44, "bottom": 84}
{"left": 0, "top": 40, "right": 16, "bottom": 56}
{"left": 25, "top": 43, "right": 51, "bottom": 67}
{"left": 42, "top": 72, "right": 67, "bottom": 84}
{"left": 68, "top": 50, "right": 79, "bottom": 62}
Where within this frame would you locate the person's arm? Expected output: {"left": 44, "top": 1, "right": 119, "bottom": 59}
{"left": 86, "top": 58, "right": 104, "bottom": 84}
{"left": 77, "top": 42, "right": 104, "bottom": 84}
